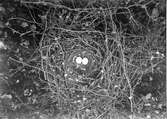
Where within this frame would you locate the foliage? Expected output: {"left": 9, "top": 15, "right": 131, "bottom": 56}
{"left": 0, "top": 0, "right": 166, "bottom": 119}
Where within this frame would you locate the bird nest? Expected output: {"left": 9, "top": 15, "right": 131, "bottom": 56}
{"left": 2, "top": 0, "right": 165, "bottom": 118}
{"left": 38, "top": 2, "right": 146, "bottom": 117}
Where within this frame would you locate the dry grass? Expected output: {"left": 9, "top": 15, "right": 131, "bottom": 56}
{"left": 0, "top": 0, "right": 166, "bottom": 119}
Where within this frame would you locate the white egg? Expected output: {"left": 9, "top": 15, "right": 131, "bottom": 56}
{"left": 82, "top": 57, "right": 88, "bottom": 65}
{"left": 75, "top": 56, "right": 82, "bottom": 64}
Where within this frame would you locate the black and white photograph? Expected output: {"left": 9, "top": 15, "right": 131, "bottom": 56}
{"left": 0, "top": 0, "right": 166, "bottom": 119}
